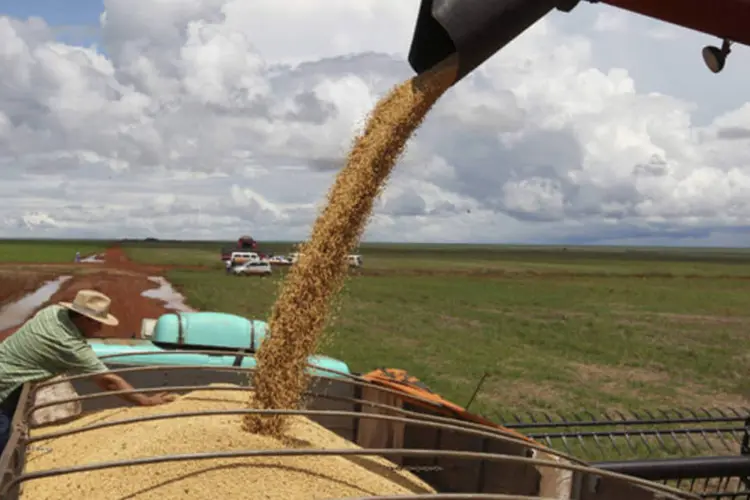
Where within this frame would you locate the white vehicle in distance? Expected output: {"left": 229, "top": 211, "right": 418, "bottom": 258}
{"left": 232, "top": 261, "right": 272, "bottom": 277}
{"left": 230, "top": 251, "right": 261, "bottom": 265}
{"left": 268, "top": 255, "right": 292, "bottom": 265}
{"left": 289, "top": 253, "right": 362, "bottom": 268}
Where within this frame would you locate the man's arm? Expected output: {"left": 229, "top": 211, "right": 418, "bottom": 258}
{"left": 57, "top": 340, "right": 175, "bottom": 406}
{"left": 88, "top": 372, "right": 165, "bottom": 406}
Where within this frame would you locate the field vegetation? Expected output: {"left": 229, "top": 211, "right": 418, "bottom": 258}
{"left": 3, "top": 238, "right": 750, "bottom": 421}
{"left": 122, "top": 241, "right": 750, "bottom": 419}
{"left": 0, "top": 240, "right": 104, "bottom": 263}
{"left": 2, "top": 239, "right": 750, "bottom": 462}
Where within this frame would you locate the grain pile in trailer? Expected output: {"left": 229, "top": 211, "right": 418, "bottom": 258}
{"left": 21, "top": 384, "right": 435, "bottom": 499}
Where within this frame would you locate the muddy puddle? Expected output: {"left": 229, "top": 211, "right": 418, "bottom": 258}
{"left": 0, "top": 276, "right": 72, "bottom": 331}
{"left": 141, "top": 277, "right": 193, "bottom": 312}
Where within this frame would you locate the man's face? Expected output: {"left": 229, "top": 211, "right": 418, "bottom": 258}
{"left": 78, "top": 317, "right": 104, "bottom": 337}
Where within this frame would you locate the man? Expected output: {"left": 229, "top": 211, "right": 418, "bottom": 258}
{"left": 0, "top": 289, "right": 176, "bottom": 454}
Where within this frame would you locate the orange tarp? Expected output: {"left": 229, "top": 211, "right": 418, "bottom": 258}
{"left": 362, "top": 368, "right": 537, "bottom": 444}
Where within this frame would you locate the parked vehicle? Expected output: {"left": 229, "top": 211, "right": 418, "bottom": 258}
{"left": 228, "top": 251, "right": 261, "bottom": 265}
{"left": 289, "top": 253, "right": 362, "bottom": 268}
{"left": 95, "top": 311, "right": 350, "bottom": 377}
{"left": 231, "top": 261, "right": 272, "bottom": 276}
{"left": 268, "top": 255, "right": 292, "bottom": 265}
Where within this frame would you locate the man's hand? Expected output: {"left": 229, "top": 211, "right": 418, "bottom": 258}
{"left": 141, "top": 392, "right": 178, "bottom": 406}
{"left": 90, "top": 373, "right": 178, "bottom": 407}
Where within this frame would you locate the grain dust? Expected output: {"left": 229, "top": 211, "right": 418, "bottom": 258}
{"left": 22, "top": 385, "right": 435, "bottom": 499}
{"left": 246, "top": 57, "right": 458, "bottom": 435}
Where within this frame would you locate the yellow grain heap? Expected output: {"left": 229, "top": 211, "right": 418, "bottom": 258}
{"left": 247, "top": 57, "right": 458, "bottom": 435}
{"left": 22, "top": 385, "right": 435, "bottom": 499}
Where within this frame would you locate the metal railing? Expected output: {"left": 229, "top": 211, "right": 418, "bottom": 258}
{"left": 495, "top": 408, "right": 750, "bottom": 459}
{"left": 494, "top": 408, "right": 750, "bottom": 498}
{"left": 0, "top": 355, "right": 697, "bottom": 500}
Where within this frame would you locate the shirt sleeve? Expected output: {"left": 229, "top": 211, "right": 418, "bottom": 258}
{"left": 56, "top": 337, "right": 109, "bottom": 375}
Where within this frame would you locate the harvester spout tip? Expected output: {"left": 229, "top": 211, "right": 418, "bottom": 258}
{"left": 407, "top": 0, "right": 563, "bottom": 85}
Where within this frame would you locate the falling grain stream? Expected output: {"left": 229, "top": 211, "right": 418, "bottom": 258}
{"left": 245, "top": 57, "right": 459, "bottom": 436}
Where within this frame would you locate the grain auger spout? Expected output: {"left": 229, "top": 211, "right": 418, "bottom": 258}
{"left": 407, "top": 0, "right": 584, "bottom": 85}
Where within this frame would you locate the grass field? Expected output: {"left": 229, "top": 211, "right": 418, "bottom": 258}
{"left": 118, "top": 241, "right": 750, "bottom": 421}
{"left": 0, "top": 240, "right": 104, "bottom": 263}
{"left": 3, "top": 239, "right": 750, "bottom": 424}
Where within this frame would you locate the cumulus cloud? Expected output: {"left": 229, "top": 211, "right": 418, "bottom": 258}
{"left": 593, "top": 11, "right": 628, "bottom": 33}
{"left": 0, "top": 1, "right": 748, "bottom": 245}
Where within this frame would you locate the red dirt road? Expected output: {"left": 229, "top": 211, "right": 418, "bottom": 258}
{"left": 0, "top": 246, "right": 189, "bottom": 341}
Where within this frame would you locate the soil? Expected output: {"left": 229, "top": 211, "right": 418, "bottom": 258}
{"left": 0, "top": 245, "right": 191, "bottom": 341}
{"left": 0, "top": 269, "right": 59, "bottom": 306}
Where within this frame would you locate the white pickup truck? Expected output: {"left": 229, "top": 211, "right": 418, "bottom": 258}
{"left": 289, "top": 253, "right": 362, "bottom": 268}
{"left": 231, "top": 261, "right": 272, "bottom": 277}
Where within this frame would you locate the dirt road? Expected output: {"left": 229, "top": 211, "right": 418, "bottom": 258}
{"left": 0, "top": 246, "right": 193, "bottom": 340}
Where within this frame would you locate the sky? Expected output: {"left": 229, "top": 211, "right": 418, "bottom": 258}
{"left": 0, "top": 1, "right": 749, "bottom": 245}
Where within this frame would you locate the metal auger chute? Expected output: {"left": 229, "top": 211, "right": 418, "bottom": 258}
{"left": 407, "top": 0, "right": 583, "bottom": 85}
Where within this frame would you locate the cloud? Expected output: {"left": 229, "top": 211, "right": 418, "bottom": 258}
{"left": 646, "top": 24, "right": 682, "bottom": 41}
{"left": 593, "top": 11, "right": 627, "bottom": 33}
{"left": 717, "top": 126, "right": 750, "bottom": 140}
{"left": 0, "top": 1, "right": 748, "bottom": 246}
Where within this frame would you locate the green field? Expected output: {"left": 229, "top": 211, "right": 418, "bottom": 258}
{"left": 0, "top": 240, "right": 105, "bottom": 263}
{"left": 3, "top": 239, "right": 750, "bottom": 425}
{"left": 119, "top": 241, "right": 750, "bottom": 421}
{"left": 3, "top": 239, "right": 750, "bottom": 462}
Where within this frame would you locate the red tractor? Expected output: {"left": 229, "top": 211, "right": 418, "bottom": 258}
{"left": 220, "top": 235, "right": 260, "bottom": 262}
{"left": 237, "top": 235, "right": 257, "bottom": 250}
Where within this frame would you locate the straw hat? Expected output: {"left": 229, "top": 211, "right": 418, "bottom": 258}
{"left": 59, "top": 290, "right": 119, "bottom": 326}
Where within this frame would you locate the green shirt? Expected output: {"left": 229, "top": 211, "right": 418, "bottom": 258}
{"left": 0, "top": 305, "right": 109, "bottom": 403}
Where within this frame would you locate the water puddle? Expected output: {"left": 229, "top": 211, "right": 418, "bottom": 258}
{"left": 141, "top": 277, "right": 194, "bottom": 312}
{"left": 80, "top": 254, "right": 104, "bottom": 263}
{"left": 0, "top": 276, "right": 72, "bottom": 331}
